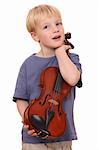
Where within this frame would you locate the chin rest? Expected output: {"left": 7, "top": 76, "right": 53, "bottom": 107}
{"left": 30, "top": 109, "right": 54, "bottom": 139}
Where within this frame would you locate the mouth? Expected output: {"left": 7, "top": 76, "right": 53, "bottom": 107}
{"left": 52, "top": 35, "right": 61, "bottom": 40}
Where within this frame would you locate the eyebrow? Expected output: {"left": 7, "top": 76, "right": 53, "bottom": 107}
{"left": 41, "top": 19, "right": 62, "bottom": 26}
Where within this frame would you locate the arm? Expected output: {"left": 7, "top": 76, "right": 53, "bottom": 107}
{"left": 55, "top": 45, "right": 80, "bottom": 86}
{"left": 16, "top": 100, "right": 29, "bottom": 119}
{"left": 16, "top": 99, "right": 37, "bottom": 136}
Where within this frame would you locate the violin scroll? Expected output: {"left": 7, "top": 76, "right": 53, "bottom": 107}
{"left": 64, "top": 32, "right": 74, "bottom": 49}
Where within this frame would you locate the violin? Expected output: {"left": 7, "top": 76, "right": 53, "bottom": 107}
{"left": 24, "top": 32, "right": 74, "bottom": 139}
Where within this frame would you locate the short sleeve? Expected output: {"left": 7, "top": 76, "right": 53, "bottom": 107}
{"left": 69, "top": 53, "right": 82, "bottom": 73}
{"left": 69, "top": 53, "right": 82, "bottom": 87}
{"left": 13, "top": 62, "right": 29, "bottom": 102}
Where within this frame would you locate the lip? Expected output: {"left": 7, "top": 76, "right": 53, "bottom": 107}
{"left": 52, "top": 35, "right": 61, "bottom": 39}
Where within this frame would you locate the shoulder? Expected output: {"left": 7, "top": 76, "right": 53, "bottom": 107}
{"left": 69, "top": 52, "right": 80, "bottom": 62}
{"left": 24, "top": 54, "right": 34, "bottom": 63}
{"left": 21, "top": 54, "right": 35, "bottom": 66}
{"left": 19, "top": 54, "right": 35, "bottom": 71}
{"left": 69, "top": 52, "right": 79, "bottom": 58}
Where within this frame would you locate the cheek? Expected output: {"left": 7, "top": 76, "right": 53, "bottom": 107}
{"left": 62, "top": 34, "right": 65, "bottom": 41}
{"left": 39, "top": 34, "right": 49, "bottom": 42}
{"left": 61, "top": 28, "right": 65, "bottom": 36}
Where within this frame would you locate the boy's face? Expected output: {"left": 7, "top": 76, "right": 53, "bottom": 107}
{"left": 32, "top": 15, "right": 65, "bottom": 49}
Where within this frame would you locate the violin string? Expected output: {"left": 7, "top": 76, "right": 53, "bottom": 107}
{"left": 58, "top": 73, "right": 62, "bottom": 92}
{"left": 54, "top": 74, "right": 58, "bottom": 92}
{"left": 55, "top": 72, "right": 62, "bottom": 93}
{"left": 55, "top": 73, "right": 59, "bottom": 93}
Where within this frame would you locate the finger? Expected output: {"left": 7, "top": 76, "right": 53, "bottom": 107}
{"left": 31, "top": 132, "right": 38, "bottom": 136}
{"left": 68, "top": 45, "right": 72, "bottom": 49}
{"left": 65, "top": 45, "right": 72, "bottom": 49}
{"left": 27, "top": 129, "right": 36, "bottom": 135}
{"left": 64, "top": 45, "right": 72, "bottom": 51}
{"left": 23, "top": 124, "right": 29, "bottom": 129}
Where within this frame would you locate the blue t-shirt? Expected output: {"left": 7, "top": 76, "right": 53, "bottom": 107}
{"left": 13, "top": 53, "right": 82, "bottom": 144}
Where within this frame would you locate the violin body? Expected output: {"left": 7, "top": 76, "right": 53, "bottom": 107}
{"left": 24, "top": 67, "right": 72, "bottom": 139}
{"left": 24, "top": 32, "right": 73, "bottom": 139}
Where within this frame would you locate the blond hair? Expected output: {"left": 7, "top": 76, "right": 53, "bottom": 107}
{"left": 26, "top": 4, "right": 61, "bottom": 33}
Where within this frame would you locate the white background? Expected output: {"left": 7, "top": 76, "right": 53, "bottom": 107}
{"left": 0, "top": 0, "right": 98, "bottom": 150}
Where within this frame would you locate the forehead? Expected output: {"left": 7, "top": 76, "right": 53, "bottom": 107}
{"left": 38, "top": 15, "right": 61, "bottom": 25}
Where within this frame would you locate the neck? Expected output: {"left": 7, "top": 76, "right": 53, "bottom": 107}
{"left": 37, "top": 46, "right": 55, "bottom": 58}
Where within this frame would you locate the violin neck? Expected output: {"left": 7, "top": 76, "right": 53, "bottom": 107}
{"left": 54, "top": 72, "right": 62, "bottom": 93}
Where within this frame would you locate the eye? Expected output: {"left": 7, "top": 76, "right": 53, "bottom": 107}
{"left": 56, "top": 22, "right": 62, "bottom": 26}
{"left": 43, "top": 25, "right": 48, "bottom": 29}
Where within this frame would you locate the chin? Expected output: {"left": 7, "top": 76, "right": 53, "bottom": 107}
{"left": 54, "top": 43, "right": 63, "bottom": 48}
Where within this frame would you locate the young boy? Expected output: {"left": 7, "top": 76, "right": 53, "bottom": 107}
{"left": 13, "top": 4, "right": 82, "bottom": 150}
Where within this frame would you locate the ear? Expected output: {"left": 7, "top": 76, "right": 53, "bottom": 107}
{"left": 31, "top": 32, "right": 40, "bottom": 42}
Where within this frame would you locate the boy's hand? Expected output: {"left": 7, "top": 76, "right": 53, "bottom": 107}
{"left": 55, "top": 44, "right": 72, "bottom": 53}
{"left": 23, "top": 124, "right": 38, "bottom": 136}
{"left": 22, "top": 116, "right": 38, "bottom": 136}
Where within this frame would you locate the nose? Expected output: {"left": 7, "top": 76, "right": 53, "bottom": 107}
{"left": 52, "top": 25, "right": 59, "bottom": 33}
